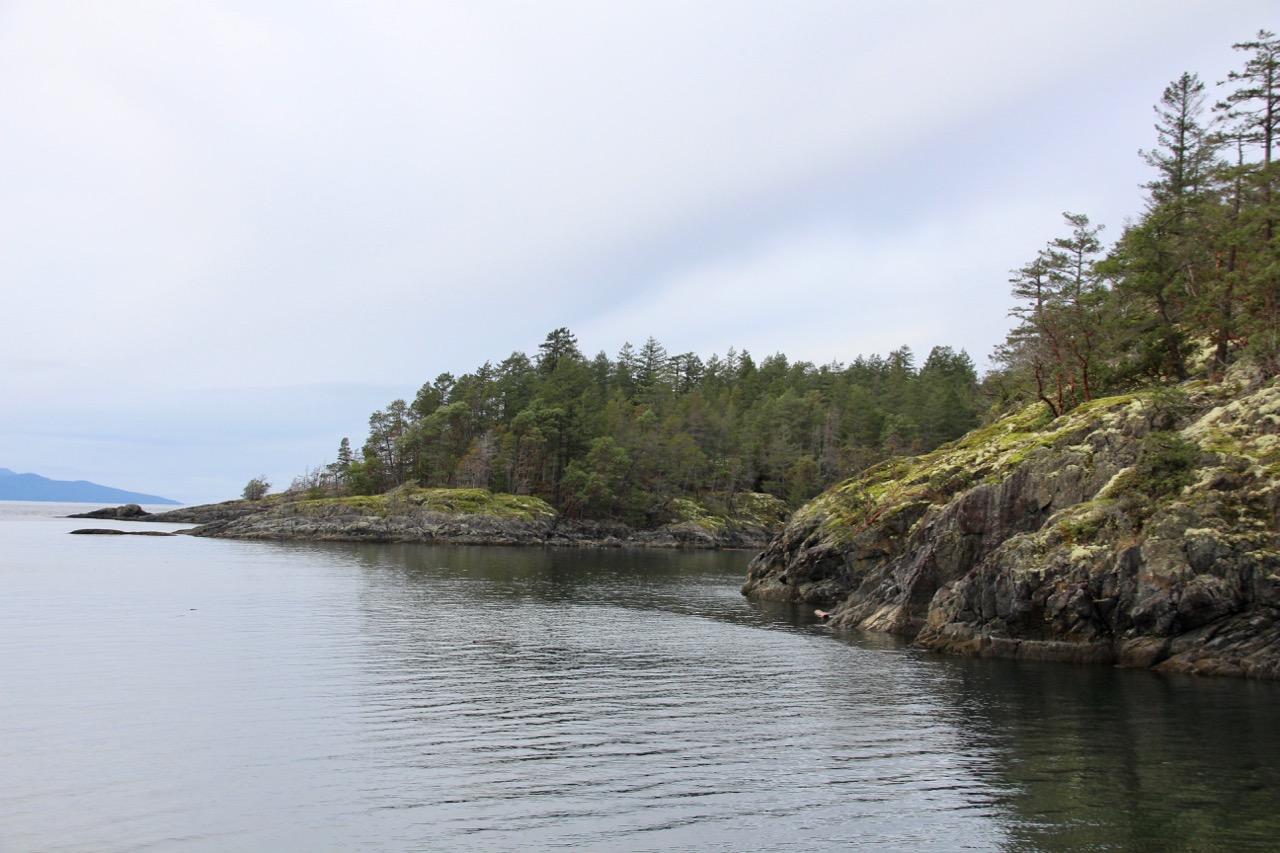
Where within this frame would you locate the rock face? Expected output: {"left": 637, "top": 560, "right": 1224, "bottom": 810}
{"left": 122, "top": 488, "right": 786, "bottom": 549}
{"left": 742, "top": 376, "right": 1280, "bottom": 679}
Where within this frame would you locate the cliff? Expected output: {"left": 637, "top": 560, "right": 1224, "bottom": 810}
{"left": 133, "top": 487, "right": 787, "bottom": 549}
{"left": 742, "top": 373, "right": 1280, "bottom": 679}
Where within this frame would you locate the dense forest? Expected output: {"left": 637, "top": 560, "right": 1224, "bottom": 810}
{"left": 295, "top": 30, "right": 1279, "bottom": 525}
{"left": 297, "top": 336, "right": 983, "bottom": 523}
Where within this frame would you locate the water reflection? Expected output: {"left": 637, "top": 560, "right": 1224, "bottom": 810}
{"left": 929, "top": 656, "right": 1280, "bottom": 853}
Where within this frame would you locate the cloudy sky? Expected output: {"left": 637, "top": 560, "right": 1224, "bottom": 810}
{"left": 2, "top": 1, "right": 1276, "bottom": 504}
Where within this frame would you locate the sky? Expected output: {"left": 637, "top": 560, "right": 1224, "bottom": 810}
{"left": 2, "top": 1, "right": 1277, "bottom": 505}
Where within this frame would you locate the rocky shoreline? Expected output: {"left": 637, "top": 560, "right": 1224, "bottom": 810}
{"left": 743, "top": 375, "right": 1280, "bottom": 680}
{"left": 72, "top": 489, "right": 785, "bottom": 550}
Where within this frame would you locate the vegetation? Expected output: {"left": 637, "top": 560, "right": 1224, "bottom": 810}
{"left": 995, "top": 30, "right": 1280, "bottom": 405}
{"left": 290, "top": 338, "right": 982, "bottom": 524}
{"left": 242, "top": 476, "right": 271, "bottom": 501}
{"left": 293, "top": 30, "right": 1280, "bottom": 528}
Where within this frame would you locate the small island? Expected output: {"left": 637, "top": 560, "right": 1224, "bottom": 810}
{"left": 83, "top": 487, "right": 790, "bottom": 549}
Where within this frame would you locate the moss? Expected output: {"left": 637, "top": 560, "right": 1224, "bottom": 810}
{"left": 296, "top": 495, "right": 392, "bottom": 517}
{"left": 668, "top": 492, "right": 788, "bottom": 532}
{"left": 799, "top": 391, "right": 1160, "bottom": 547}
{"left": 292, "top": 488, "right": 557, "bottom": 521}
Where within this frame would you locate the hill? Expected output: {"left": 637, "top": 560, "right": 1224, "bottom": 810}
{"left": 0, "top": 469, "right": 179, "bottom": 505}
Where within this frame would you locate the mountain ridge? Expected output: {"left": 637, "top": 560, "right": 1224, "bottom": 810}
{"left": 0, "top": 470, "right": 179, "bottom": 505}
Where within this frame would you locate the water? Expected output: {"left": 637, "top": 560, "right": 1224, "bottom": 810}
{"left": 2, "top": 501, "right": 1279, "bottom": 852}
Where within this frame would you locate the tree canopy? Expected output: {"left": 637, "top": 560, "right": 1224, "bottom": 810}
{"left": 318, "top": 331, "right": 981, "bottom": 524}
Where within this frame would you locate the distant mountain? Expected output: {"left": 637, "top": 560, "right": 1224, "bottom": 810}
{"left": 0, "top": 470, "right": 179, "bottom": 505}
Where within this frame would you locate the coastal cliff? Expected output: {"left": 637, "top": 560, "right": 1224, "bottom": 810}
{"left": 134, "top": 487, "right": 786, "bottom": 549}
{"left": 742, "top": 374, "right": 1280, "bottom": 679}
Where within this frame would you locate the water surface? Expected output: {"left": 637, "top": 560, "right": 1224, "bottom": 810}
{"left": 2, "top": 502, "right": 1278, "bottom": 851}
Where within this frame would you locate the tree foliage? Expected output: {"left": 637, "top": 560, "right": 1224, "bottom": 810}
{"left": 329, "top": 328, "right": 981, "bottom": 522}
{"left": 242, "top": 476, "right": 271, "bottom": 501}
{"left": 993, "top": 30, "right": 1280, "bottom": 410}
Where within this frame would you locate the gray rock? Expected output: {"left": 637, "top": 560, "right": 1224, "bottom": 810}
{"left": 743, "top": 382, "right": 1280, "bottom": 679}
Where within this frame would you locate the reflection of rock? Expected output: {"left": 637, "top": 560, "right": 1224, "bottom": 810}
{"left": 69, "top": 528, "right": 178, "bottom": 536}
{"left": 67, "top": 504, "right": 151, "bottom": 519}
{"left": 743, "top": 376, "right": 1280, "bottom": 679}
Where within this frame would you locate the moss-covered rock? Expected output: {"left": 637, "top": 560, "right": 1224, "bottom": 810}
{"left": 743, "top": 379, "right": 1280, "bottom": 679}
{"left": 144, "top": 486, "right": 783, "bottom": 549}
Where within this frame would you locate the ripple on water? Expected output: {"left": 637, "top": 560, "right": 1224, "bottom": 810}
{"left": 3, "top": 520, "right": 1279, "bottom": 852}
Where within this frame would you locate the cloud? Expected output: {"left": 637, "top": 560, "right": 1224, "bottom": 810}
{"left": 1, "top": 0, "right": 1275, "bottom": 497}
{"left": 577, "top": 196, "right": 1068, "bottom": 369}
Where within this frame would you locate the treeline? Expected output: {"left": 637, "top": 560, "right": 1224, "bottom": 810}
{"left": 301, "top": 336, "right": 982, "bottom": 522}
{"left": 993, "top": 30, "right": 1280, "bottom": 412}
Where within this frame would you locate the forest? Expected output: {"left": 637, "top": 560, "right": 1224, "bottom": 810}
{"left": 295, "top": 30, "right": 1280, "bottom": 527}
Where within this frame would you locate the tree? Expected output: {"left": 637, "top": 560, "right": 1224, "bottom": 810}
{"left": 242, "top": 476, "right": 271, "bottom": 501}
{"left": 560, "top": 436, "right": 632, "bottom": 518}
{"left": 1143, "top": 73, "right": 1217, "bottom": 206}
{"left": 1000, "top": 213, "right": 1108, "bottom": 415}
{"left": 1214, "top": 31, "right": 1280, "bottom": 370}
{"left": 536, "top": 327, "right": 582, "bottom": 375}
{"left": 324, "top": 437, "right": 355, "bottom": 489}
{"left": 636, "top": 336, "right": 670, "bottom": 395}
{"left": 1108, "top": 75, "right": 1218, "bottom": 382}
{"left": 1217, "top": 30, "right": 1280, "bottom": 170}
{"left": 362, "top": 399, "right": 411, "bottom": 491}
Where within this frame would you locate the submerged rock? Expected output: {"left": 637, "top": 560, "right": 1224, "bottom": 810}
{"left": 742, "top": 376, "right": 1280, "bottom": 679}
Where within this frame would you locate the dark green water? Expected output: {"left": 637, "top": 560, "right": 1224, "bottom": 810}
{"left": 2, "top": 502, "right": 1278, "bottom": 851}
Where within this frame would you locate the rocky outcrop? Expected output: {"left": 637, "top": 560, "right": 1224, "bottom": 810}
{"left": 192, "top": 508, "right": 768, "bottom": 548}
{"left": 742, "top": 375, "right": 1280, "bottom": 679}
{"left": 67, "top": 503, "right": 153, "bottom": 519}
{"left": 143, "top": 501, "right": 271, "bottom": 525}
{"left": 69, "top": 528, "right": 179, "bottom": 536}
{"left": 108, "top": 487, "right": 786, "bottom": 549}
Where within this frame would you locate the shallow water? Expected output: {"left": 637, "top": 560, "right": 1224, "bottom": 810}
{"left": 2, "top": 502, "right": 1278, "bottom": 851}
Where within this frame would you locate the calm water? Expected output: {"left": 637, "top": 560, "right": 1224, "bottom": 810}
{"left": 2, "top": 502, "right": 1279, "bottom": 852}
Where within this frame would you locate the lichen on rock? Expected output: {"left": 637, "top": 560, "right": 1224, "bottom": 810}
{"left": 130, "top": 486, "right": 785, "bottom": 549}
{"left": 742, "top": 378, "right": 1280, "bottom": 679}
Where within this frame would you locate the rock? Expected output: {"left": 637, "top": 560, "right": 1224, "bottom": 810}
{"left": 743, "top": 382, "right": 1280, "bottom": 679}
{"left": 67, "top": 504, "right": 151, "bottom": 519}
{"left": 127, "top": 488, "right": 784, "bottom": 550}
{"left": 69, "top": 528, "right": 176, "bottom": 536}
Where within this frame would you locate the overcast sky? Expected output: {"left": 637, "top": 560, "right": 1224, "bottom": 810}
{"left": 2, "top": 1, "right": 1276, "bottom": 504}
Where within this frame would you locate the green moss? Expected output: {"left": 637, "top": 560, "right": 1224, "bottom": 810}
{"left": 1054, "top": 499, "right": 1120, "bottom": 545}
{"left": 669, "top": 492, "right": 788, "bottom": 532}
{"left": 399, "top": 487, "right": 557, "bottom": 520}
{"left": 799, "top": 391, "right": 1156, "bottom": 546}
{"left": 296, "top": 495, "right": 392, "bottom": 516}
{"left": 292, "top": 488, "right": 557, "bottom": 521}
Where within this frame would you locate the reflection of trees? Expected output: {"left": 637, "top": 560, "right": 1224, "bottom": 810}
{"left": 933, "top": 656, "right": 1280, "bottom": 852}
{"left": 250, "top": 541, "right": 1280, "bottom": 851}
